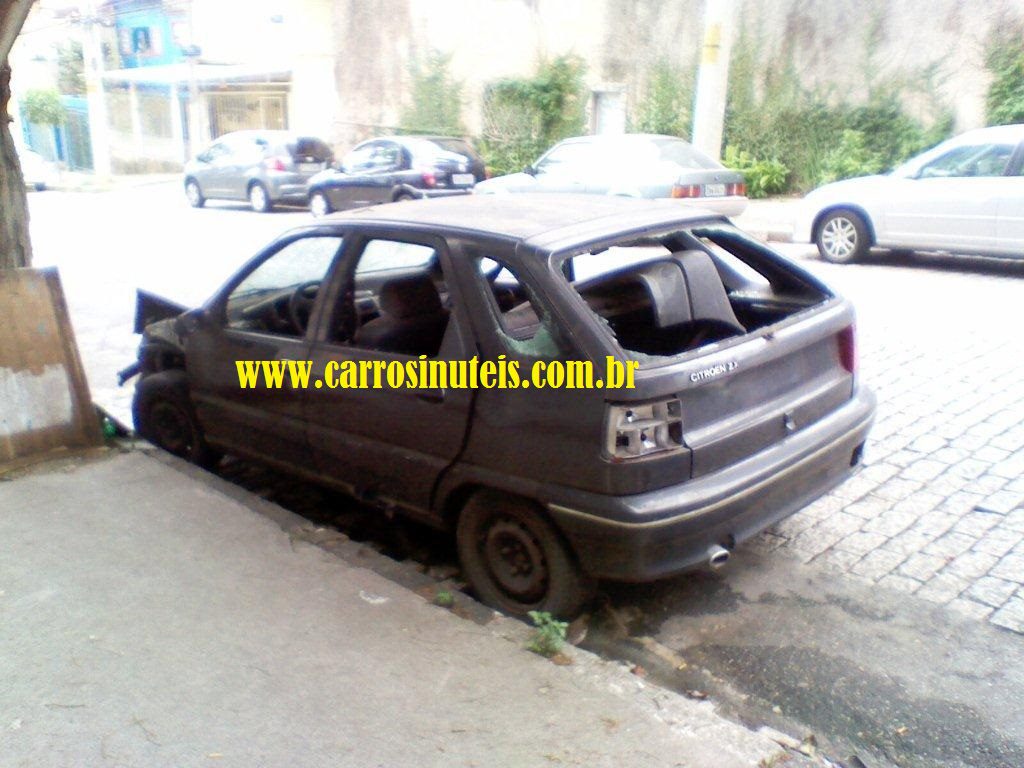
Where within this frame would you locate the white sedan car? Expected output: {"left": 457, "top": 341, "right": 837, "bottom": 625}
{"left": 475, "top": 134, "right": 748, "bottom": 217}
{"left": 794, "top": 124, "right": 1024, "bottom": 263}
{"left": 18, "top": 147, "right": 60, "bottom": 191}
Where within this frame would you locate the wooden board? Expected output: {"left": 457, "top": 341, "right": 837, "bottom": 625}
{"left": 0, "top": 267, "right": 101, "bottom": 464}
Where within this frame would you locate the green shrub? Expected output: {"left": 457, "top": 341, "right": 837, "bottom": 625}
{"left": 985, "top": 31, "right": 1024, "bottom": 125}
{"left": 631, "top": 58, "right": 692, "bottom": 138}
{"left": 399, "top": 51, "right": 464, "bottom": 137}
{"left": 22, "top": 89, "right": 65, "bottom": 126}
{"left": 722, "top": 146, "right": 789, "bottom": 198}
{"left": 526, "top": 610, "right": 568, "bottom": 658}
{"left": 816, "top": 129, "right": 883, "bottom": 185}
{"left": 723, "top": 26, "right": 953, "bottom": 192}
{"left": 479, "top": 55, "right": 587, "bottom": 176}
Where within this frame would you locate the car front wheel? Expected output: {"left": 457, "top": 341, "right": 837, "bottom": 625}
{"left": 816, "top": 209, "right": 870, "bottom": 264}
{"left": 185, "top": 178, "right": 205, "bottom": 208}
{"left": 248, "top": 182, "right": 273, "bottom": 213}
{"left": 456, "top": 491, "right": 595, "bottom": 619}
{"left": 133, "top": 370, "right": 220, "bottom": 469}
{"left": 309, "top": 191, "right": 332, "bottom": 217}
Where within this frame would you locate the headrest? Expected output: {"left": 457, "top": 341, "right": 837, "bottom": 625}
{"left": 379, "top": 276, "right": 442, "bottom": 320}
{"left": 670, "top": 250, "right": 745, "bottom": 334}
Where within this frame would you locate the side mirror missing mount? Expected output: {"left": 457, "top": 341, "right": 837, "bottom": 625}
{"left": 174, "top": 307, "right": 209, "bottom": 335}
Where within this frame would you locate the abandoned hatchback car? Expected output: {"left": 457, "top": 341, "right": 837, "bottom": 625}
{"left": 129, "top": 195, "right": 875, "bottom": 617}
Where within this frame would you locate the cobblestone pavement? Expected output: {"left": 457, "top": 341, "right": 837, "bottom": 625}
{"left": 757, "top": 246, "right": 1024, "bottom": 633}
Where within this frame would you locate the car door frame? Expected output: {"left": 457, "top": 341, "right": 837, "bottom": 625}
{"left": 185, "top": 226, "right": 347, "bottom": 472}
{"left": 302, "top": 225, "right": 478, "bottom": 519}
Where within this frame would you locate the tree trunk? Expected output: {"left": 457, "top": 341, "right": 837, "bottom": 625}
{"left": 1, "top": 59, "right": 31, "bottom": 270}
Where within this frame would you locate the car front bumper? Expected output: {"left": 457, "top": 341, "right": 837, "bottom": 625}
{"left": 545, "top": 384, "right": 876, "bottom": 581}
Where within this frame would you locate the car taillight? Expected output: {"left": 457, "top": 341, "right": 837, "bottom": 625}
{"left": 263, "top": 156, "right": 288, "bottom": 172}
{"left": 671, "top": 184, "right": 702, "bottom": 198}
{"left": 727, "top": 182, "right": 746, "bottom": 196}
{"left": 604, "top": 399, "right": 684, "bottom": 460}
{"left": 838, "top": 325, "right": 857, "bottom": 374}
{"left": 421, "top": 171, "right": 437, "bottom": 188}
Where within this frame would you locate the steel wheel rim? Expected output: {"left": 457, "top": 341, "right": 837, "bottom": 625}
{"left": 149, "top": 401, "right": 193, "bottom": 455}
{"left": 821, "top": 217, "right": 857, "bottom": 259}
{"left": 482, "top": 517, "right": 549, "bottom": 602}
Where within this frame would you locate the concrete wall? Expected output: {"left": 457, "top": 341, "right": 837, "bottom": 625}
{"left": 326, "top": 0, "right": 1022, "bottom": 150}
{"left": 733, "top": 0, "right": 1024, "bottom": 132}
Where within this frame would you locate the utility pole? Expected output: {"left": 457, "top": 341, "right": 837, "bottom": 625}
{"left": 184, "top": 0, "right": 202, "bottom": 156}
{"left": 81, "top": 0, "right": 111, "bottom": 178}
{"left": 691, "top": 0, "right": 736, "bottom": 161}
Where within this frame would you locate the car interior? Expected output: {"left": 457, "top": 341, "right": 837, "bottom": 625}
{"left": 223, "top": 226, "right": 829, "bottom": 363}
{"left": 490, "top": 225, "right": 831, "bottom": 360}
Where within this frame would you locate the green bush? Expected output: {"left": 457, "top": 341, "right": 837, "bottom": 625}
{"left": 723, "top": 26, "right": 953, "bottom": 192}
{"left": 722, "top": 146, "right": 788, "bottom": 198}
{"left": 985, "top": 31, "right": 1024, "bottom": 125}
{"left": 631, "top": 58, "right": 692, "bottom": 138}
{"left": 526, "top": 611, "right": 568, "bottom": 658}
{"left": 816, "top": 129, "right": 883, "bottom": 185}
{"left": 399, "top": 51, "right": 464, "bottom": 137}
{"left": 21, "top": 89, "right": 65, "bottom": 126}
{"left": 479, "top": 55, "right": 587, "bottom": 176}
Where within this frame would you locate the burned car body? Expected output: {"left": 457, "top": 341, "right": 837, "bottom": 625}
{"left": 128, "top": 195, "right": 875, "bottom": 617}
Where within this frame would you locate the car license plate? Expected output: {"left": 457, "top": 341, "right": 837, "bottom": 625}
{"left": 452, "top": 173, "right": 475, "bottom": 186}
{"left": 703, "top": 183, "right": 726, "bottom": 197}
{"left": 298, "top": 162, "right": 323, "bottom": 173}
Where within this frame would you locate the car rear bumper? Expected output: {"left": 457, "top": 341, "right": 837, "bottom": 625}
{"left": 418, "top": 188, "right": 474, "bottom": 199}
{"left": 677, "top": 195, "right": 748, "bottom": 217}
{"left": 544, "top": 384, "right": 876, "bottom": 581}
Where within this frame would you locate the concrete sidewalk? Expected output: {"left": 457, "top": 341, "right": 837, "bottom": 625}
{"left": 0, "top": 450, "right": 800, "bottom": 767}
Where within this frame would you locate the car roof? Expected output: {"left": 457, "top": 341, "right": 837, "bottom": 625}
{"left": 557, "top": 133, "right": 688, "bottom": 145}
{"left": 953, "top": 124, "right": 1024, "bottom": 144}
{"left": 318, "top": 194, "right": 723, "bottom": 253}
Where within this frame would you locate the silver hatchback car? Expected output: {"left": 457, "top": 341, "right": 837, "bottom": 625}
{"left": 184, "top": 130, "right": 334, "bottom": 213}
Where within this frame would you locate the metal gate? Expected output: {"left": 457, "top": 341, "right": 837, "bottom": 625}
{"left": 60, "top": 97, "right": 93, "bottom": 171}
{"left": 207, "top": 92, "right": 288, "bottom": 138}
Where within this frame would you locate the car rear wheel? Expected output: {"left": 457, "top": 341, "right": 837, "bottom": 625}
{"left": 133, "top": 370, "right": 221, "bottom": 469}
{"left": 816, "top": 209, "right": 870, "bottom": 264}
{"left": 456, "top": 491, "right": 595, "bottom": 619}
{"left": 248, "top": 182, "right": 273, "bottom": 213}
{"left": 309, "top": 191, "right": 332, "bottom": 217}
{"left": 185, "top": 178, "right": 205, "bottom": 208}
{"left": 394, "top": 190, "right": 418, "bottom": 202}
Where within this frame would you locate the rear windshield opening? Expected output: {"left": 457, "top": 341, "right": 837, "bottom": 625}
{"left": 290, "top": 137, "right": 334, "bottom": 162}
{"left": 562, "top": 225, "right": 830, "bottom": 362}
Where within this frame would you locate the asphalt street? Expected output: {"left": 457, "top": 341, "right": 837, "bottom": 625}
{"left": 25, "top": 183, "right": 1024, "bottom": 766}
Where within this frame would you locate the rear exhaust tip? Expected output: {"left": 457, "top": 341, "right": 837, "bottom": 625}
{"left": 708, "top": 544, "right": 730, "bottom": 570}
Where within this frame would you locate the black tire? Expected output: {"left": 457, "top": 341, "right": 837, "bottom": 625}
{"left": 133, "top": 370, "right": 220, "bottom": 469}
{"left": 184, "top": 178, "right": 205, "bottom": 208}
{"left": 309, "top": 190, "right": 332, "bottom": 217}
{"left": 393, "top": 190, "right": 418, "bottom": 202}
{"left": 816, "top": 208, "right": 871, "bottom": 264}
{"left": 456, "top": 491, "right": 595, "bottom": 619}
{"left": 248, "top": 182, "right": 273, "bottom": 213}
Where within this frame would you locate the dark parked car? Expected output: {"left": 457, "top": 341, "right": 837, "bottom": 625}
{"left": 184, "top": 130, "right": 334, "bottom": 213}
{"left": 475, "top": 133, "right": 748, "bottom": 216}
{"left": 307, "top": 135, "right": 486, "bottom": 216}
{"left": 127, "top": 195, "right": 874, "bottom": 617}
